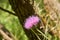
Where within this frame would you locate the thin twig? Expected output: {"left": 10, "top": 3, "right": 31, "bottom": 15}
{"left": 0, "top": 29, "right": 13, "bottom": 40}
{"left": 0, "top": 7, "right": 17, "bottom": 16}
{"left": 0, "top": 24, "right": 13, "bottom": 40}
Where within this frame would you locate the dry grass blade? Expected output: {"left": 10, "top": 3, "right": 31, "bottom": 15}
{"left": 44, "top": 0, "right": 60, "bottom": 38}
{"left": 0, "top": 24, "right": 13, "bottom": 40}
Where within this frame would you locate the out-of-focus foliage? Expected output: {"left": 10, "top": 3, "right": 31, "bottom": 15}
{"left": 35, "top": 0, "right": 60, "bottom": 40}
{"left": 0, "top": 0, "right": 28, "bottom": 40}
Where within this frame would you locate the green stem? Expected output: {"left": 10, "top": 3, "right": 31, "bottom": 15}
{"left": 36, "top": 28, "right": 50, "bottom": 40}
{"left": 31, "top": 29, "right": 41, "bottom": 40}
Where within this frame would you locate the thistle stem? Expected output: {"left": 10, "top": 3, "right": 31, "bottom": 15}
{"left": 31, "top": 29, "right": 41, "bottom": 40}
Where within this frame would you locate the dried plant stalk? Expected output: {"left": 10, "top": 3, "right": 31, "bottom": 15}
{"left": 44, "top": 0, "right": 60, "bottom": 38}
{"left": 0, "top": 24, "right": 13, "bottom": 40}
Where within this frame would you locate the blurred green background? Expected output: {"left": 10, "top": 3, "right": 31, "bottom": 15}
{"left": 0, "top": 0, "right": 28, "bottom": 40}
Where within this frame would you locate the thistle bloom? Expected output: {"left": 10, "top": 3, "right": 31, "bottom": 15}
{"left": 24, "top": 15, "right": 40, "bottom": 29}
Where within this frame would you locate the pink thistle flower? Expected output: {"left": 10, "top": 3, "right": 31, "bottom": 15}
{"left": 24, "top": 15, "right": 40, "bottom": 29}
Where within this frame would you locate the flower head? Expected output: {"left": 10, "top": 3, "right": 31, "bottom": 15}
{"left": 24, "top": 15, "right": 40, "bottom": 29}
